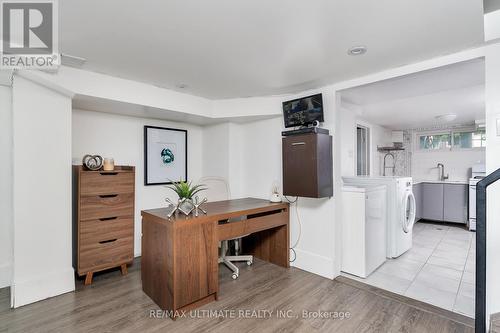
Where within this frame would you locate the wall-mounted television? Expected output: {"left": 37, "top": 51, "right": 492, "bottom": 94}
{"left": 282, "top": 93, "right": 324, "bottom": 128}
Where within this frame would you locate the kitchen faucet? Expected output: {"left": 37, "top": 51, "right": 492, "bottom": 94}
{"left": 437, "top": 163, "right": 449, "bottom": 181}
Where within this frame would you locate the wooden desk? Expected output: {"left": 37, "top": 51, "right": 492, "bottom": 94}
{"left": 141, "top": 198, "right": 289, "bottom": 317}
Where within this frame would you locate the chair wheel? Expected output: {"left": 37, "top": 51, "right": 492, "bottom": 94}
{"left": 247, "top": 260, "right": 253, "bottom": 266}
{"left": 231, "top": 273, "right": 238, "bottom": 280}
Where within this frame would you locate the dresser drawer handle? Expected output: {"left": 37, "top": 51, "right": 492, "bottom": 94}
{"left": 99, "top": 239, "right": 117, "bottom": 244}
{"left": 99, "top": 194, "right": 118, "bottom": 198}
{"left": 99, "top": 216, "right": 118, "bottom": 221}
{"left": 291, "top": 142, "right": 306, "bottom": 146}
{"left": 100, "top": 172, "right": 118, "bottom": 176}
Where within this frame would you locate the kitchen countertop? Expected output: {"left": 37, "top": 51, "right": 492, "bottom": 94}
{"left": 413, "top": 179, "right": 469, "bottom": 185}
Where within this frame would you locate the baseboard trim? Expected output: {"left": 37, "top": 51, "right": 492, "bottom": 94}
{"left": 291, "top": 248, "right": 335, "bottom": 279}
{"left": 12, "top": 267, "right": 75, "bottom": 308}
{"left": 0, "top": 263, "right": 12, "bottom": 288}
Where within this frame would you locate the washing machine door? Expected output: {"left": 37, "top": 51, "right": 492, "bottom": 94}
{"left": 402, "top": 191, "right": 416, "bottom": 233}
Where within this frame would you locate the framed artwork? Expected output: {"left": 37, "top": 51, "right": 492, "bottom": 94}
{"left": 144, "top": 126, "right": 187, "bottom": 185}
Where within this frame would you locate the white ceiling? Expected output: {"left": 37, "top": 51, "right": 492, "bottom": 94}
{"left": 340, "top": 59, "right": 485, "bottom": 130}
{"left": 59, "top": 1, "right": 484, "bottom": 99}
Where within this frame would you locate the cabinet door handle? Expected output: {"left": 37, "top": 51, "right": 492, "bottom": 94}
{"left": 99, "top": 194, "right": 118, "bottom": 198}
{"left": 291, "top": 142, "right": 306, "bottom": 146}
{"left": 99, "top": 238, "right": 117, "bottom": 244}
{"left": 100, "top": 172, "right": 118, "bottom": 176}
{"left": 99, "top": 216, "right": 118, "bottom": 221}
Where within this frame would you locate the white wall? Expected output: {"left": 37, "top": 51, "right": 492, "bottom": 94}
{"left": 11, "top": 76, "right": 74, "bottom": 307}
{"left": 485, "top": 9, "right": 500, "bottom": 42}
{"left": 216, "top": 89, "right": 338, "bottom": 279}
{"left": 485, "top": 42, "right": 500, "bottom": 323}
{"left": 339, "top": 106, "right": 392, "bottom": 177}
{"left": 202, "top": 123, "right": 230, "bottom": 180}
{"left": 0, "top": 84, "right": 12, "bottom": 288}
{"left": 72, "top": 109, "right": 204, "bottom": 256}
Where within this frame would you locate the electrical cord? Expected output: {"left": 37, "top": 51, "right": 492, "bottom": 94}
{"left": 284, "top": 195, "right": 298, "bottom": 204}
{"left": 284, "top": 196, "right": 301, "bottom": 262}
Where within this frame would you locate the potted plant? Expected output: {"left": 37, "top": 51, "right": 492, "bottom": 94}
{"left": 166, "top": 180, "right": 207, "bottom": 200}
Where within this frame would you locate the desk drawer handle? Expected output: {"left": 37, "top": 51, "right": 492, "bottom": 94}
{"left": 99, "top": 216, "right": 118, "bottom": 221}
{"left": 100, "top": 172, "right": 118, "bottom": 176}
{"left": 99, "top": 194, "right": 118, "bottom": 198}
{"left": 99, "top": 238, "right": 117, "bottom": 244}
{"left": 291, "top": 142, "right": 306, "bottom": 146}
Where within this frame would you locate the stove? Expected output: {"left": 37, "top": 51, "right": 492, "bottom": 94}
{"left": 469, "top": 164, "right": 486, "bottom": 231}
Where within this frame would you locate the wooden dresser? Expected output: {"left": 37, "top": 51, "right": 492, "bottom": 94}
{"left": 73, "top": 165, "right": 135, "bottom": 285}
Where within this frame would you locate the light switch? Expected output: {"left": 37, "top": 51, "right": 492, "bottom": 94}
{"left": 497, "top": 118, "right": 500, "bottom": 136}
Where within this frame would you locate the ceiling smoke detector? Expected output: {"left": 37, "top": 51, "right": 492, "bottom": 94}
{"left": 348, "top": 46, "right": 367, "bottom": 56}
{"left": 435, "top": 114, "right": 457, "bottom": 122}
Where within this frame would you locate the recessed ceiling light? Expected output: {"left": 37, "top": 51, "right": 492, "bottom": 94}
{"left": 435, "top": 114, "right": 457, "bottom": 122}
{"left": 348, "top": 46, "right": 367, "bottom": 56}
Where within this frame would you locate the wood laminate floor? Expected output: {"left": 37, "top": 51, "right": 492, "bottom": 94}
{"left": 0, "top": 258, "right": 474, "bottom": 333}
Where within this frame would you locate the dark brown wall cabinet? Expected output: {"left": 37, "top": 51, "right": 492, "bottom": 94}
{"left": 282, "top": 133, "right": 333, "bottom": 198}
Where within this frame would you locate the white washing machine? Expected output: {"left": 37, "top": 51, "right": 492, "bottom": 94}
{"left": 342, "top": 176, "right": 416, "bottom": 258}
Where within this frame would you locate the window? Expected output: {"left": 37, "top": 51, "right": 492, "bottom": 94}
{"left": 453, "top": 130, "right": 486, "bottom": 148}
{"left": 417, "top": 129, "right": 486, "bottom": 151}
{"left": 419, "top": 133, "right": 452, "bottom": 150}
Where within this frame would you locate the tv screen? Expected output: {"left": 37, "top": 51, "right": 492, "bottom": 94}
{"left": 282, "top": 93, "right": 324, "bottom": 128}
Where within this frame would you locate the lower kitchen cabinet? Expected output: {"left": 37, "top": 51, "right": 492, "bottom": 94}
{"left": 416, "top": 182, "right": 468, "bottom": 224}
{"left": 443, "top": 184, "right": 468, "bottom": 223}
{"left": 421, "top": 183, "right": 444, "bottom": 221}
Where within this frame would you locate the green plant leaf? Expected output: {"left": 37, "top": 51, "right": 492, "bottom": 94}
{"left": 166, "top": 179, "right": 207, "bottom": 199}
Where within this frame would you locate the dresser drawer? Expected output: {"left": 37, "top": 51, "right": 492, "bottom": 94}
{"left": 79, "top": 217, "right": 134, "bottom": 273}
{"left": 79, "top": 236, "right": 134, "bottom": 273}
{"left": 80, "top": 217, "right": 134, "bottom": 244}
{"left": 80, "top": 171, "right": 134, "bottom": 196}
{"left": 80, "top": 193, "right": 134, "bottom": 221}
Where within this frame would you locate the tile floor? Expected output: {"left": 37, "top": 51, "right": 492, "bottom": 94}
{"left": 342, "top": 221, "right": 476, "bottom": 317}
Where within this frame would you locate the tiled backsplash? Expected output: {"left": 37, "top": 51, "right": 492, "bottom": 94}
{"left": 387, "top": 129, "right": 485, "bottom": 181}
{"left": 412, "top": 149, "right": 484, "bottom": 181}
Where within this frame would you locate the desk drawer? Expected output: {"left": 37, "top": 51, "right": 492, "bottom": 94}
{"left": 79, "top": 217, "right": 134, "bottom": 273}
{"left": 218, "top": 220, "right": 246, "bottom": 241}
{"left": 218, "top": 210, "right": 287, "bottom": 241}
{"left": 80, "top": 193, "right": 134, "bottom": 221}
{"left": 80, "top": 171, "right": 134, "bottom": 196}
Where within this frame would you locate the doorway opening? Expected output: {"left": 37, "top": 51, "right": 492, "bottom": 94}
{"left": 338, "top": 57, "right": 485, "bottom": 321}
{"left": 356, "top": 125, "right": 370, "bottom": 176}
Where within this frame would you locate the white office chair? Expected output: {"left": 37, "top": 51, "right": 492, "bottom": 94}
{"left": 198, "top": 176, "right": 253, "bottom": 279}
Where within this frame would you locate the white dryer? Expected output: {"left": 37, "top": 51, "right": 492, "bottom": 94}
{"left": 342, "top": 176, "right": 416, "bottom": 258}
